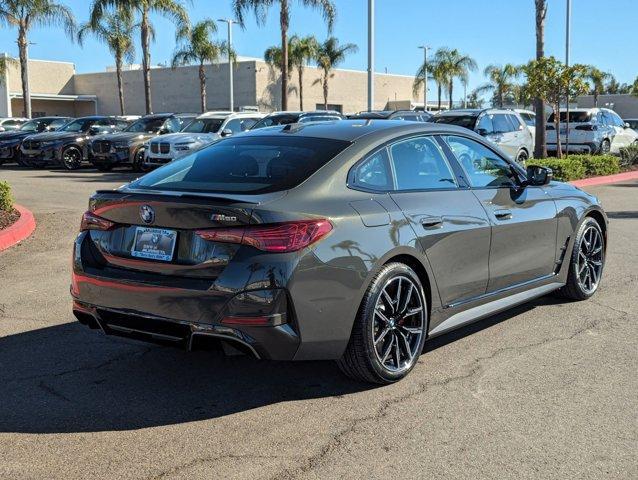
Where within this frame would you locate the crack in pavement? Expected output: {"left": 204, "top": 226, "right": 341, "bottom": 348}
{"left": 271, "top": 303, "right": 631, "bottom": 479}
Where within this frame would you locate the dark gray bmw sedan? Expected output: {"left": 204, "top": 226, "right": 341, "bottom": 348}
{"left": 72, "top": 120, "right": 607, "bottom": 384}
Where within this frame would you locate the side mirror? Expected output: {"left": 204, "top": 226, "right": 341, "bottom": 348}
{"left": 220, "top": 128, "right": 233, "bottom": 137}
{"left": 624, "top": 122, "right": 632, "bottom": 129}
{"left": 475, "top": 128, "right": 488, "bottom": 137}
{"left": 525, "top": 165, "right": 553, "bottom": 186}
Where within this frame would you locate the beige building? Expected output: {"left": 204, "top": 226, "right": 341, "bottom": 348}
{"left": 1, "top": 56, "right": 418, "bottom": 118}
{"left": 576, "top": 94, "right": 638, "bottom": 118}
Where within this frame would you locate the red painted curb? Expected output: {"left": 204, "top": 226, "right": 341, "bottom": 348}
{"left": 0, "top": 204, "right": 36, "bottom": 252}
{"left": 570, "top": 170, "right": 638, "bottom": 188}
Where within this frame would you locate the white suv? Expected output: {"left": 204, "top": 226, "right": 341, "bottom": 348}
{"left": 546, "top": 108, "right": 638, "bottom": 154}
{"left": 145, "top": 111, "right": 265, "bottom": 167}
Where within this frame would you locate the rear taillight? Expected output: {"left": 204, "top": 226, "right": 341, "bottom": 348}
{"left": 196, "top": 219, "right": 332, "bottom": 253}
{"left": 575, "top": 124, "right": 597, "bottom": 131}
{"left": 80, "top": 211, "right": 115, "bottom": 231}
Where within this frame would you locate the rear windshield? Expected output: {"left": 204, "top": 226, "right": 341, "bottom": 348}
{"left": 251, "top": 114, "right": 299, "bottom": 129}
{"left": 432, "top": 114, "right": 478, "bottom": 129}
{"left": 548, "top": 111, "right": 592, "bottom": 123}
{"left": 183, "top": 118, "right": 224, "bottom": 133}
{"left": 128, "top": 136, "right": 351, "bottom": 194}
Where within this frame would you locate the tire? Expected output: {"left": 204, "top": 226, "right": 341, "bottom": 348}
{"left": 599, "top": 139, "right": 611, "bottom": 154}
{"left": 337, "top": 262, "right": 428, "bottom": 384}
{"left": 516, "top": 149, "right": 529, "bottom": 165}
{"left": 61, "top": 146, "right": 83, "bottom": 170}
{"left": 558, "top": 217, "right": 605, "bottom": 301}
{"left": 132, "top": 148, "right": 149, "bottom": 173}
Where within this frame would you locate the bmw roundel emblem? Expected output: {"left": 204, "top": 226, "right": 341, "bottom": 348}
{"left": 140, "top": 205, "right": 155, "bottom": 224}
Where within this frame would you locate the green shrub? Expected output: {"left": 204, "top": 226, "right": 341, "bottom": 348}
{"left": 528, "top": 154, "right": 620, "bottom": 181}
{"left": 619, "top": 144, "right": 638, "bottom": 168}
{"left": 0, "top": 180, "right": 12, "bottom": 212}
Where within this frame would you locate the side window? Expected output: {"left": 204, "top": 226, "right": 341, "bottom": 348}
{"left": 506, "top": 114, "right": 523, "bottom": 131}
{"left": 602, "top": 111, "right": 615, "bottom": 127}
{"left": 389, "top": 136, "right": 457, "bottom": 190}
{"left": 596, "top": 112, "right": 606, "bottom": 125}
{"left": 225, "top": 118, "right": 243, "bottom": 134}
{"left": 523, "top": 113, "right": 536, "bottom": 126}
{"left": 164, "top": 118, "right": 182, "bottom": 133}
{"left": 241, "top": 118, "right": 258, "bottom": 131}
{"left": 351, "top": 148, "right": 392, "bottom": 191}
{"left": 492, "top": 114, "right": 514, "bottom": 133}
{"left": 444, "top": 135, "right": 516, "bottom": 188}
{"left": 611, "top": 113, "right": 624, "bottom": 127}
{"left": 476, "top": 114, "right": 494, "bottom": 134}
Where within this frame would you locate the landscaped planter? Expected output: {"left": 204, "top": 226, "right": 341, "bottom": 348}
{"left": 0, "top": 204, "right": 36, "bottom": 252}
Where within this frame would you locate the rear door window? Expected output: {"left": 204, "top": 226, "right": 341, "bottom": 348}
{"left": 350, "top": 148, "right": 392, "bottom": 191}
{"left": 130, "top": 136, "right": 350, "bottom": 194}
{"left": 476, "top": 114, "right": 494, "bottom": 134}
{"left": 389, "top": 136, "right": 457, "bottom": 190}
{"left": 492, "top": 114, "right": 514, "bottom": 133}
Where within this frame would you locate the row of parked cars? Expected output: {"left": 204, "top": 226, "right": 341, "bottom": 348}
{"left": 1, "top": 106, "right": 636, "bottom": 172}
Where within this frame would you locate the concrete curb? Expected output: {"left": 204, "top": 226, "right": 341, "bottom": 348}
{"left": 570, "top": 170, "right": 638, "bottom": 188}
{"left": 0, "top": 204, "right": 36, "bottom": 252}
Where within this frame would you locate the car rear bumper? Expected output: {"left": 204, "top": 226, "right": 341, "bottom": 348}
{"left": 546, "top": 142, "right": 598, "bottom": 153}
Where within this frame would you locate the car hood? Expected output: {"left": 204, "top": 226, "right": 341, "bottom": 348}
{"left": 150, "top": 132, "right": 219, "bottom": 144}
{"left": 0, "top": 130, "right": 33, "bottom": 142}
{"left": 96, "top": 131, "right": 156, "bottom": 143}
{"left": 23, "top": 131, "right": 86, "bottom": 142}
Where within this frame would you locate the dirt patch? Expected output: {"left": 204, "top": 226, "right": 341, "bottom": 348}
{"left": 0, "top": 208, "right": 20, "bottom": 230}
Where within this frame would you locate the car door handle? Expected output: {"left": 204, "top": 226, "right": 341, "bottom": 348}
{"left": 494, "top": 209, "right": 513, "bottom": 220}
{"left": 420, "top": 216, "right": 443, "bottom": 229}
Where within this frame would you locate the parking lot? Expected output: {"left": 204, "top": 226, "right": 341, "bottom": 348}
{"left": 0, "top": 166, "right": 636, "bottom": 479}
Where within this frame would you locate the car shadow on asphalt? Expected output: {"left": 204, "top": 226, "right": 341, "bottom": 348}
{"left": 0, "top": 295, "right": 562, "bottom": 434}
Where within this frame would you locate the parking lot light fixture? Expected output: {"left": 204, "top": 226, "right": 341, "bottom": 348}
{"left": 218, "top": 19, "right": 237, "bottom": 112}
{"left": 418, "top": 46, "right": 430, "bottom": 111}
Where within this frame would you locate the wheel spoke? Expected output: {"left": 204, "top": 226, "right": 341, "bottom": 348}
{"left": 380, "top": 335, "right": 394, "bottom": 364}
{"left": 395, "top": 278, "right": 402, "bottom": 309}
{"left": 393, "top": 335, "right": 401, "bottom": 367}
{"left": 401, "top": 326, "right": 422, "bottom": 335}
{"left": 404, "top": 306, "right": 423, "bottom": 317}
{"left": 381, "top": 288, "right": 394, "bottom": 312}
{"left": 374, "top": 326, "right": 391, "bottom": 346}
{"left": 400, "top": 283, "right": 414, "bottom": 314}
{"left": 396, "top": 330, "right": 413, "bottom": 363}
{"left": 375, "top": 308, "right": 391, "bottom": 325}
{"left": 589, "top": 264, "right": 599, "bottom": 284}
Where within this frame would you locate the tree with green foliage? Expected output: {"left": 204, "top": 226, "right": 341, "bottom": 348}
{"left": 522, "top": 56, "right": 589, "bottom": 158}
{"left": 89, "top": 0, "right": 191, "bottom": 115}
{"left": 172, "top": 19, "right": 230, "bottom": 113}
{"left": 313, "top": 36, "right": 357, "bottom": 110}
{"left": 585, "top": 66, "right": 612, "bottom": 107}
{"left": 433, "top": 47, "right": 477, "bottom": 109}
{"left": 477, "top": 64, "right": 519, "bottom": 108}
{"left": 413, "top": 55, "right": 447, "bottom": 111}
{"left": 289, "top": 34, "right": 318, "bottom": 110}
{"left": 0, "top": 0, "right": 76, "bottom": 118}
{"left": 233, "top": 0, "right": 336, "bottom": 111}
{"left": 465, "top": 88, "right": 485, "bottom": 109}
{"left": 78, "top": 8, "right": 136, "bottom": 115}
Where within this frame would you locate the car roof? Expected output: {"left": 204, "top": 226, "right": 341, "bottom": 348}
{"left": 348, "top": 110, "right": 425, "bottom": 119}
{"left": 197, "top": 111, "right": 263, "bottom": 119}
{"left": 240, "top": 119, "right": 473, "bottom": 142}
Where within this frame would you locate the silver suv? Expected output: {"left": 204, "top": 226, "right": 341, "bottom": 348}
{"left": 431, "top": 109, "right": 534, "bottom": 162}
{"left": 547, "top": 108, "right": 638, "bottom": 154}
{"left": 145, "top": 111, "right": 265, "bottom": 167}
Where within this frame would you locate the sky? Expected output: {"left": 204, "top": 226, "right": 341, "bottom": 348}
{"left": 0, "top": 0, "right": 636, "bottom": 101}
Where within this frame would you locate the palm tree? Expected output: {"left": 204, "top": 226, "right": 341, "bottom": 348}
{"left": 89, "top": 0, "right": 190, "bottom": 115}
{"left": 78, "top": 9, "right": 135, "bottom": 115}
{"left": 313, "top": 36, "right": 357, "bottom": 110}
{"left": 172, "top": 19, "right": 229, "bottom": 113}
{"left": 534, "top": 0, "right": 548, "bottom": 158}
{"left": 289, "top": 34, "right": 318, "bottom": 110}
{"left": 264, "top": 43, "right": 293, "bottom": 80}
{"left": 435, "top": 48, "right": 477, "bottom": 109}
{"left": 476, "top": 64, "right": 519, "bottom": 108}
{"left": 414, "top": 55, "right": 447, "bottom": 111}
{"left": 0, "top": 55, "right": 17, "bottom": 85}
{"left": 232, "top": 0, "right": 336, "bottom": 111}
{"left": 0, "top": 0, "right": 76, "bottom": 118}
{"left": 585, "top": 66, "right": 612, "bottom": 107}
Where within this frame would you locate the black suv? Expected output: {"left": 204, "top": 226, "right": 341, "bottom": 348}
{"left": 90, "top": 113, "right": 196, "bottom": 171}
{"left": 20, "top": 116, "right": 129, "bottom": 170}
{"left": 347, "top": 110, "right": 432, "bottom": 122}
{"left": 0, "top": 117, "right": 71, "bottom": 166}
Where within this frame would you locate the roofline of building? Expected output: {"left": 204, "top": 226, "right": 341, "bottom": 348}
{"left": 9, "top": 92, "right": 97, "bottom": 101}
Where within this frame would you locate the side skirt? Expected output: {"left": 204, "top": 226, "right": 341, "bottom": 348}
{"left": 428, "top": 281, "right": 564, "bottom": 337}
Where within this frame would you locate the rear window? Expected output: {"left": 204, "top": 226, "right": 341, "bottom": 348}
{"left": 432, "top": 114, "right": 478, "bottom": 129}
{"left": 129, "top": 136, "right": 350, "bottom": 194}
{"left": 251, "top": 114, "right": 299, "bottom": 129}
{"left": 548, "top": 111, "right": 592, "bottom": 123}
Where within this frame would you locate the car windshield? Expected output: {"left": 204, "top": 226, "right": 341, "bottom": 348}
{"left": 19, "top": 120, "right": 45, "bottom": 132}
{"left": 182, "top": 118, "right": 225, "bottom": 133}
{"left": 128, "top": 136, "right": 351, "bottom": 194}
{"left": 251, "top": 114, "right": 300, "bottom": 129}
{"left": 60, "top": 119, "right": 95, "bottom": 132}
{"left": 126, "top": 118, "right": 166, "bottom": 133}
{"left": 548, "top": 111, "right": 592, "bottom": 123}
{"left": 432, "top": 114, "right": 478, "bottom": 129}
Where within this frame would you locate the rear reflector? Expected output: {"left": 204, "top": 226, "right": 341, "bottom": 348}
{"left": 196, "top": 219, "right": 332, "bottom": 253}
{"left": 80, "top": 211, "right": 115, "bottom": 231}
{"left": 221, "top": 315, "right": 286, "bottom": 327}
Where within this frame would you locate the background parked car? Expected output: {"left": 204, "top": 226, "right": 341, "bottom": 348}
{"left": 0, "top": 117, "right": 29, "bottom": 132}
{"left": 0, "top": 116, "right": 71, "bottom": 166}
{"left": 514, "top": 108, "right": 536, "bottom": 145}
{"left": 347, "top": 110, "right": 432, "bottom": 122}
{"left": 145, "top": 111, "right": 265, "bottom": 168}
{"left": 20, "top": 116, "right": 130, "bottom": 170}
{"left": 250, "top": 111, "right": 343, "bottom": 129}
{"left": 432, "top": 109, "right": 534, "bottom": 162}
{"left": 623, "top": 118, "right": 638, "bottom": 133}
{"left": 546, "top": 108, "right": 638, "bottom": 154}
{"left": 90, "top": 113, "right": 196, "bottom": 172}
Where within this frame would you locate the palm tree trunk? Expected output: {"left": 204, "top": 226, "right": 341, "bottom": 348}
{"left": 280, "top": 0, "right": 289, "bottom": 111}
{"left": 298, "top": 67, "right": 304, "bottom": 111}
{"left": 534, "top": 0, "right": 548, "bottom": 158}
{"left": 323, "top": 74, "right": 329, "bottom": 110}
{"left": 141, "top": 8, "right": 152, "bottom": 115}
{"left": 199, "top": 62, "right": 207, "bottom": 113}
{"left": 17, "top": 26, "right": 31, "bottom": 119}
{"left": 437, "top": 83, "right": 442, "bottom": 110}
{"left": 115, "top": 51, "right": 125, "bottom": 116}
{"left": 448, "top": 81, "right": 453, "bottom": 109}
{"left": 593, "top": 91, "right": 598, "bottom": 107}
{"left": 554, "top": 102, "right": 562, "bottom": 159}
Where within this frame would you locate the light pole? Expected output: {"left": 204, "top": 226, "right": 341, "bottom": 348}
{"left": 564, "top": 0, "right": 572, "bottom": 153}
{"left": 218, "top": 18, "right": 237, "bottom": 112}
{"left": 367, "top": 0, "right": 374, "bottom": 112}
{"left": 418, "top": 46, "right": 430, "bottom": 111}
